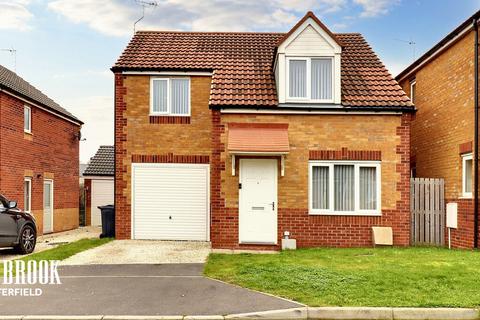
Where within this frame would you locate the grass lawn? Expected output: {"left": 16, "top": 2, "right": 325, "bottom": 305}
{"left": 204, "top": 247, "right": 480, "bottom": 307}
{"left": 0, "top": 237, "right": 113, "bottom": 274}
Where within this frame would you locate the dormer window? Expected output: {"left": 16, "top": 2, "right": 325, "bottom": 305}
{"left": 287, "top": 57, "right": 333, "bottom": 102}
{"left": 275, "top": 13, "right": 342, "bottom": 105}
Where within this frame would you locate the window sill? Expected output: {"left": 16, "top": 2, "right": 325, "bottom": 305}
{"left": 149, "top": 115, "right": 191, "bottom": 124}
{"left": 24, "top": 131, "right": 33, "bottom": 141}
{"left": 459, "top": 195, "right": 473, "bottom": 199}
{"left": 285, "top": 99, "right": 335, "bottom": 104}
{"left": 309, "top": 211, "right": 382, "bottom": 217}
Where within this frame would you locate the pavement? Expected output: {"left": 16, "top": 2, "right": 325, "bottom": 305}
{"left": 0, "top": 226, "right": 101, "bottom": 261}
{"left": 0, "top": 264, "right": 301, "bottom": 316}
{"left": 61, "top": 240, "right": 212, "bottom": 265}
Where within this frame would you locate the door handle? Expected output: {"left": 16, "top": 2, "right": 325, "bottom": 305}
{"left": 270, "top": 202, "right": 275, "bottom": 210}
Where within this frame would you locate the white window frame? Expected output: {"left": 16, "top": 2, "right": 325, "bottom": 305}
{"left": 462, "top": 153, "right": 473, "bottom": 198}
{"left": 308, "top": 160, "right": 381, "bottom": 216}
{"left": 286, "top": 56, "right": 334, "bottom": 103}
{"left": 24, "top": 105, "right": 31, "bottom": 133}
{"left": 149, "top": 77, "right": 191, "bottom": 116}
{"left": 24, "top": 177, "right": 32, "bottom": 213}
{"left": 410, "top": 80, "right": 416, "bottom": 104}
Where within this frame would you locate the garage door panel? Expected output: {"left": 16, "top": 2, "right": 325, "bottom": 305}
{"left": 132, "top": 164, "right": 209, "bottom": 241}
{"left": 91, "top": 180, "right": 114, "bottom": 226}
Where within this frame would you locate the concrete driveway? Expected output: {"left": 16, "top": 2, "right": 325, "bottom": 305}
{"left": 61, "top": 240, "right": 212, "bottom": 265}
{"left": 0, "top": 226, "right": 101, "bottom": 260}
{"left": 0, "top": 264, "right": 301, "bottom": 316}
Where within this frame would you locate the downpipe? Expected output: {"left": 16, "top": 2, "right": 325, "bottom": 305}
{"left": 474, "top": 17, "right": 479, "bottom": 249}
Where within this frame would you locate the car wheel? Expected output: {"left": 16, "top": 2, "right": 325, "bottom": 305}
{"left": 15, "top": 225, "right": 36, "bottom": 254}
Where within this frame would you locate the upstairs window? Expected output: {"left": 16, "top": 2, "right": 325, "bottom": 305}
{"left": 287, "top": 57, "right": 333, "bottom": 102}
{"left": 410, "top": 79, "right": 416, "bottom": 104}
{"left": 462, "top": 153, "right": 473, "bottom": 198}
{"left": 150, "top": 78, "right": 190, "bottom": 116}
{"left": 24, "top": 105, "right": 31, "bottom": 133}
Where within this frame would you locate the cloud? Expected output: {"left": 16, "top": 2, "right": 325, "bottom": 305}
{"left": 48, "top": 0, "right": 133, "bottom": 37}
{"left": 353, "top": 0, "right": 400, "bottom": 18}
{"left": 0, "top": 0, "right": 33, "bottom": 31}
{"left": 47, "top": 0, "right": 350, "bottom": 37}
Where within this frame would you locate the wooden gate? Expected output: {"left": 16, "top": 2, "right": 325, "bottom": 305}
{"left": 410, "top": 178, "right": 445, "bottom": 246}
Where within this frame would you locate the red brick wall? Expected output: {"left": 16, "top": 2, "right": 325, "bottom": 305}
{"left": 0, "top": 91, "right": 80, "bottom": 235}
{"left": 210, "top": 113, "right": 411, "bottom": 249}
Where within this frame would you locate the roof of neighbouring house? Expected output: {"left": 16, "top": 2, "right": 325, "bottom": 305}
{"left": 396, "top": 9, "right": 480, "bottom": 82}
{"left": 83, "top": 145, "right": 114, "bottom": 176}
{"left": 0, "top": 65, "right": 83, "bottom": 124}
{"left": 112, "top": 12, "right": 413, "bottom": 110}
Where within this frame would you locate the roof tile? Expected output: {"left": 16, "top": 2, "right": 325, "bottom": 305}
{"left": 0, "top": 65, "right": 82, "bottom": 123}
{"left": 113, "top": 31, "right": 412, "bottom": 109}
{"left": 84, "top": 146, "right": 114, "bottom": 176}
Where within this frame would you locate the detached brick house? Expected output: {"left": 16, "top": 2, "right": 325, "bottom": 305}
{"left": 0, "top": 65, "right": 83, "bottom": 235}
{"left": 396, "top": 10, "right": 480, "bottom": 249}
{"left": 112, "top": 12, "right": 414, "bottom": 249}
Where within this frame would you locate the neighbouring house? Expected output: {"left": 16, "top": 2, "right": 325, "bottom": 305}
{"left": 83, "top": 145, "right": 114, "bottom": 226}
{"left": 0, "top": 64, "right": 83, "bottom": 235}
{"left": 396, "top": 10, "right": 480, "bottom": 249}
{"left": 112, "top": 11, "right": 414, "bottom": 249}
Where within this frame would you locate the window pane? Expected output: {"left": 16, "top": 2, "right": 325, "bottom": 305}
{"left": 24, "top": 180, "right": 30, "bottom": 212}
{"left": 44, "top": 183, "right": 51, "bottom": 208}
{"left": 360, "top": 167, "right": 377, "bottom": 210}
{"left": 334, "top": 165, "right": 354, "bottom": 211}
{"left": 311, "top": 59, "right": 332, "bottom": 100}
{"left": 152, "top": 80, "right": 168, "bottom": 113}
{"left": 171, "top": 79, "right": 190, "bottom": 115}
{"left": 411, "top": 82, "right": 416, "bottom": 103}
{"left": 312, "top": 166, "right": 329, "bottom": 209}
{"left": 465, "top": 159, "right": 473, "bottom": 193}
{"left": 24, "top": 107, "right": 30, "bottom": 131}
{"left": 289, "top": 60, "right": 307, "bottom": 98}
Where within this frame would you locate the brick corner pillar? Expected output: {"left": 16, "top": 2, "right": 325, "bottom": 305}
{"left": 114, "top": 73, "right": 131, "bottom": 239}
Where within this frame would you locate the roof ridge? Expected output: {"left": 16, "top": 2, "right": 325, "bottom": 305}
{"left": 135, "top": 30, "right": 285, "bottom": 35}
{"left": 0, "top": 64, "right": 82, "bottom": 124}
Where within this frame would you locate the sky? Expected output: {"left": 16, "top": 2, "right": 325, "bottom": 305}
{"left": 0, "top": 0, "right": 479, "bottom": 163}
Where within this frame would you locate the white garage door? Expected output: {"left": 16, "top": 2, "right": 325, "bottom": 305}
{"left": 132, "top": 163, "right": 209, "bottom": 241}
{"left": 91, "top": 179, "right": 114, "bottom": 226}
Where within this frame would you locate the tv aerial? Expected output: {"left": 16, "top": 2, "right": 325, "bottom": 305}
{"left": 133, "top": 0, "right": 158, "bottom": 33}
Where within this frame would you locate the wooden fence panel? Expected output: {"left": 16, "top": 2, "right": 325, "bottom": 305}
{"left": 410, "top": 178, "right": 445, "bottom": 246}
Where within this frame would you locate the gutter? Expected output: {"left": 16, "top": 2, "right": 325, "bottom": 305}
{"left": 211, "top": 105, "right": 415, "bottom": 113}
{"left": 474, "top": 17, "right": 479, "bottom": 249}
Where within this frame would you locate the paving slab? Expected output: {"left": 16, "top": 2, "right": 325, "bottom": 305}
{"left": 0, "top": 264, "right": 300, "bottom": 316}
{"left": 61, "top": 240, "right": 211, "bottom": 265}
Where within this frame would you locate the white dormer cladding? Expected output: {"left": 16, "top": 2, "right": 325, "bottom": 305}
{"left": 275, "top": 17, "right": 342, "bottom": 105}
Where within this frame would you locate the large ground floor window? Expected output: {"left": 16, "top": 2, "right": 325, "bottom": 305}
{"left": 309, "top": 161, "right": 381, "bottom": 215}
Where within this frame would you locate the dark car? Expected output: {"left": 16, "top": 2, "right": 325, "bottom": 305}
{"left": 0, "top": 194, "right": 37, "bottom": 254}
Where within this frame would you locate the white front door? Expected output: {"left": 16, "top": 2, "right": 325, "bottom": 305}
{"left": 239, "top": 159, "right": 277, "bottom": 244}
{"left": 43, "top": 180, "right": 53, "bottom": 234}
{"left": 91, "top": 179, "right": 114, "bottom": 226}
